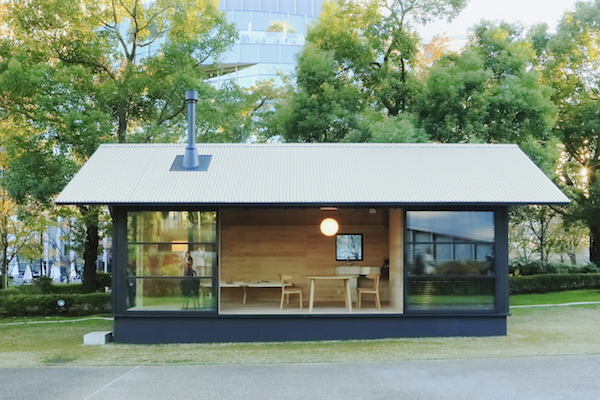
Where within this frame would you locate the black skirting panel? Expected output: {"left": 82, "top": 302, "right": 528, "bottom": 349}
{"left": 113, "top": 315, "right": 507, "bottom": 344}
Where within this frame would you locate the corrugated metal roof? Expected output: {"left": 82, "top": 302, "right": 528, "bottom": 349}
{"left": 55, "top": 143, "right": 570, "bottom": 205}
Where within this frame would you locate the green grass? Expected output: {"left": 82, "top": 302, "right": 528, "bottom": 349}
{"left": 408, "top": 294, "right": 494, "bottom": 307}
{"left": 1, "top": 290, "right": 599, "bottom": 367}
{"left": 510, "top": 289, "right": 600, "bottom": 306}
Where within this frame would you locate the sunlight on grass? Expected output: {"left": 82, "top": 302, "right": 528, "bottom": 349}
{"left": 1, "top": 292, "right": 599, "bottom": 368}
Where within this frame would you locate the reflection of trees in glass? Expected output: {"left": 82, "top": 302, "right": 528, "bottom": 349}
{"left": 336, "top": 235, "right": 362, "bottom": 261}
{"left": 125, "top": 211, "right": 218, "bottom": 311}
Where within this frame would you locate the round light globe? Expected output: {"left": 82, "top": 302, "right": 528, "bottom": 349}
{"left": 320, "top": 218, "right": 339, "bottom": 236}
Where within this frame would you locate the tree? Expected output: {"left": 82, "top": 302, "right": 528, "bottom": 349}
{"left": 537, "top": 0, "right": 600, "bottom": 264}
{"left": 553, "top": 220, "right": 588, "bottom": 264}
{"left": 510, "top": 205, "right": 559, "bottom": 264}
{"left": 270, "top": 0, "right": 466, "bottom": 143}
{"left": 417, "top": 21, "right": 556, "bottom": 145}
{"left": 0, "top": 125, "right": 43, "bottom": 289}
{"left": 0, "top": 186, "right": 39, "bottom": 289}
{"left": 267, "top": 43, "right": 365, "bottom": 142}
{"left": 307, "top": 0, "right": 467, "bottom": 117}
{"left": 0, "top": 0, "right": 238, "bottom": 291}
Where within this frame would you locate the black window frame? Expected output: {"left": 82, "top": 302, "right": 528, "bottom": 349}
{"left": 113, "top": 206, "right": 219, "bottom": 317}
{"left": 403, "top": 208, "right": 507, "bottom": 315}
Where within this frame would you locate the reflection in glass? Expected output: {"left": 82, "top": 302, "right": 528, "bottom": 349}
{"left": 125, "top": 211, "right": 217, "bottom": 311}
{"left": 406, "top": 211, "right": 496, "bottom": 311}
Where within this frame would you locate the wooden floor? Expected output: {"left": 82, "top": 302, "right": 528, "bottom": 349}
{"left": 219, "top": 300, "right": 402, "bottom": 315}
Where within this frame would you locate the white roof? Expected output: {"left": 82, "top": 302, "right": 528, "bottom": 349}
{"left": 55, "top": 143, "right": 569, "bottom": 206}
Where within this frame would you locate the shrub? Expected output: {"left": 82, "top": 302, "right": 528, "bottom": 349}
{"left": 509, "top": 261, "right": 599, "bottom": 276}
{"left": 509, "top": 273, "right": 600, "bottom": 295}
{"left": 0, "top": 293, "right": 111, "bottom": 316}
{"left": 33, "top": 276, "right": 53, "bottom": 294}
{"left": 50, "top": 284, "right": 83, "bottom": 294}
{"left": 94, "top": 272, "right": 111, "bottom": 290}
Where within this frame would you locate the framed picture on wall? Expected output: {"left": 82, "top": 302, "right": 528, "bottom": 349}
{"left": 336, "top": 234, "right": 363, "bottom": 261}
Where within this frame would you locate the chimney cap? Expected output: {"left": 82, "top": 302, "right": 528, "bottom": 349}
{"left": 185, "top": 90, "right": 199, "bottom": 102}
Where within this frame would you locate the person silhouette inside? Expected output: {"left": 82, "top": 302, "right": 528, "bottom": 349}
{"left": 181, "top": 251, "right": 199, "bottom": 309}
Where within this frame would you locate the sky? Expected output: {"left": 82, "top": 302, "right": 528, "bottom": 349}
{"left": 417, "top": 0, "right": 581, "bottom": 47}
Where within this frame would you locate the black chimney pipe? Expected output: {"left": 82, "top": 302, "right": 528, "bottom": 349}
{"left": 183, "top": 90, "right": 200, "bottom": 169}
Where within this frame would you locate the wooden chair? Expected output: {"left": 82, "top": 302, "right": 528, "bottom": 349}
{"left": 357, "top": 274, "right": 381, "bottom": 310}
{"left": 279, "top": 274, "right": 303, "bottom": 310}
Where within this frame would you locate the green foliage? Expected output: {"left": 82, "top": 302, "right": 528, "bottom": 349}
{"left": 50, "top": 285, "right": 85, "bottom": 295}
{"left": 343, "top": 113, "right": 429, "bottom": 143}
{"left": 0, "top": 0, "right": 243, "bottom": 294}
{"left": 0, "top": 292, "right": 111, "bottom": 316}
{"left": 32, "top": 276, "right": 53, "bottom": 294}
{"left": 536, "top": 0, "right": 600, "bottom": 263}
{"left": 2, "top": 134, "right": 78, "bottom": 208}
{"left": 272, "top": 0, "right": 467, "bottom": 142}
{"left": 509, "top": 260, "right": 599, "bottom": 276}
{"left": 94, "top": 273, "right": 112, "bottom": 290}
{"left": 418, "top": 21, "right": 556, "bottom": 144}
{"left": 267, "top": 43, "right": 364, "bottom": 142}
{"left": 0, "top": 288, "right": 21, "bottom": 297}
{"left": 509, "top": 273, "right": 600, "bottom": 295}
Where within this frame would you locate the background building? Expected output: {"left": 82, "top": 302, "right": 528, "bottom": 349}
{"left": 212, "top": 0, "right": 323, "bottom": 88}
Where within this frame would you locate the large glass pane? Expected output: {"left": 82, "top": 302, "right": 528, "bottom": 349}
{"left": 226, "top": 0, "right": 242, "bottom": 9}
{"left": 233, "top": 10, "right": 252, "bottom": 27}
{"left": 289, "top": 15, "right": 305, "bottom": 34}
{"left": 126, "top": 276, "right": 215, "bottom": 311}
{"left": 434, "top": 244, "right": 452, "bottom": 261}
{"left": 251, "top": 11, "right": 270, "bottom": 31}
{"left": 406, "top": 211, "right": 495, "bottom": 311}
{"left": 280, "top": 44, "right": 301, "bottom": 63}
{"left": 239, "top": 44, "right": 259, "bottom": 63}
{"left": 126, "top": 211, "right": 217, "bottom": 312}
{"left": 296, "top": 0, "right": 310, "bottom": 15}
{"left": 455, "top": 244, "right": 473, "bottom": 260}
{"left": 406, "top": 276, "right": 495, "bottom": 311}
{"left": 127, "top": 211, "right": 216, "bottom": 243}
{"left": 260, "top": 44, "right": 280, "bottom": 63}
{"left": 278, "top": 0, "right": 293, "bottom": 13}
{"left": 243, "top": 0, "right": 259, "bottom": 10}
{"left": 261, "top": 0, "right": 278, "bottom": 12}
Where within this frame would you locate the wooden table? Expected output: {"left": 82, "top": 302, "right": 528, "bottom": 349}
{"left": 220, "top": 281, "right": 283, "bottom": 304}
{"left": 307, "top": 275, "right": 358, "bottom": 312}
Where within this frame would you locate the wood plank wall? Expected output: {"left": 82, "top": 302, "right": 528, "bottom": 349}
{"left": 389, "top": 209, "right": 404, "bottom": 312}
{"left": 220, "top": 207, "right": 390, "bottom": 303}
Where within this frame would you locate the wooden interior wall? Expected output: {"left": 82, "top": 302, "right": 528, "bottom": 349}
{"left": 220, "top": 207, "right": 389, "bottom": 303}
{"left": 389, "top": 209, "right": 404, "bottom": 312}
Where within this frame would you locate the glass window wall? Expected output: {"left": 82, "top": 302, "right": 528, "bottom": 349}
{"left": 126, "top": 211, "right": 217, "bottom": 312}
{"left": 406, "top": 211, "right": 496, "bottom": 311}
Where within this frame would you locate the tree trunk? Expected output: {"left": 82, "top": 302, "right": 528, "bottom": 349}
{"left": 81, "top": 207, "right": 100, "bottom": 293}
{"left": 1, "top": 242, "right": 7, "bottom": 289}
{"left": 1, "top": 204, "right": 8, "bottom": 289}
{"left": 589, "top": 224, "right": 600, "bottom": 266}
{"left": 118, "top": 103, "right": 127, "bottom": 143}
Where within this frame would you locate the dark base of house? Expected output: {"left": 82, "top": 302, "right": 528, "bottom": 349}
{"left": 113, "top": 315, "right": 507, "bottom": 344}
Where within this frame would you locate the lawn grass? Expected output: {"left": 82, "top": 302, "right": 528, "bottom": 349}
{"left": 1, "top": 290, "right": 599, "bottom": 368}
{"left": 509, "top": 289, "right": 600, "bottom": 306}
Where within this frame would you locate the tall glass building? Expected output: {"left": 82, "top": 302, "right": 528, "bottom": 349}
{"left": 212, "top": 0, "right": 323, "bottom": 88}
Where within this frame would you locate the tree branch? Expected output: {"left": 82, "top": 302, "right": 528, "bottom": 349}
{"left": 138, "top": 5, "right": 172, "bottom": 32}
{"left": 111, "top": 0, "right": 131, "bottom": 61}
{"left": 58, "top": 56, "right": 117, "bottom": 81}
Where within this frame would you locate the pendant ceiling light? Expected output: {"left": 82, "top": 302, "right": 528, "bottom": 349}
{"left": 320, "top": 217, "right": 339, "bottom": 236}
